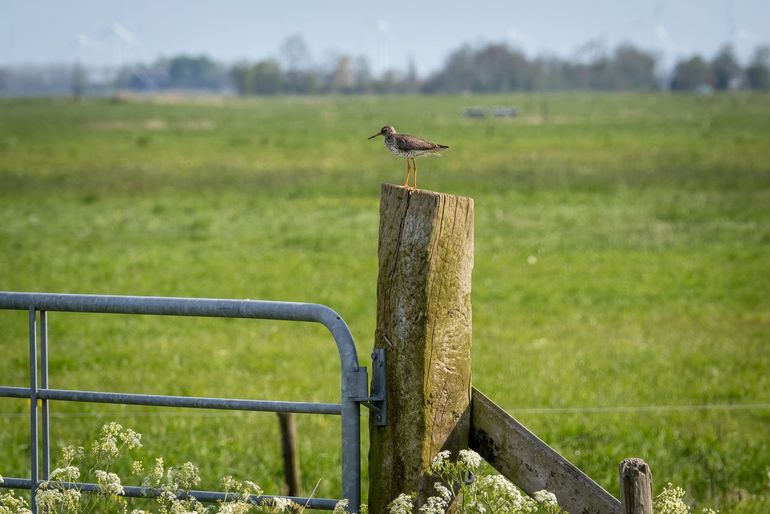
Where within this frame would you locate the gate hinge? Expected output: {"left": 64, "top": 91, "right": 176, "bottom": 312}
{"left": 347, "top": 348, "right": 387, "bottom": 426}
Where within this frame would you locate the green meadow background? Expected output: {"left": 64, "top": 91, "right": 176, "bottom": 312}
{"left": 1, "top": 93, "right": 769, "bottom": 512}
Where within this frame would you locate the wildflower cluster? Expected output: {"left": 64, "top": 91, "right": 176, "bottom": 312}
{"left": 0, "top": 424, "right": 321, "bottom": 514}
{"left": 0, "top": 427, "right": 725, "bottom": 514}
{"left": 387, "top": 449, "right": 566, "bottom": 514}
{"left": 92, "top": 422, "right": 142, "bottom": 466}
{"left": 30, "top": 424, "right": 143, "bottom": 514}
{"left": 653, "top": 483, "right": 718, "bottom": 514}
{"left": 0, "top": 480, "right": 32, "bottom": 514}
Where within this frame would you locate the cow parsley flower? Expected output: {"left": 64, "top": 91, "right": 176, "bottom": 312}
{"left": 49, "top": 465, "right": 80, "bottom": 482}
{"left": 654, "top": 483, "right": 690, "bottom": 514}
{"left": 60, "top": 488, "right": 81, "bottom": 511}
{"left": 95, "top": 469, "right": 125, "bottom": 497}
{"left": 533, "top": 490, "right": 558, "bottom": 506}
{"left": 146, "top": 457, "right": 165, "bottom": 488}
{"left": 431, "top": 451, "right": 451, "bottom": 468}
{"left": 269, "top": 496, "right": 298, "bottom": 511}
{"left": 91, "top": 432, "right": 119, "bottom": 462}
{"left": 35, "top": 488, "right": 64, "bottom": 511}
{"left": 434, "top": 482, "right": 452, "bottom": 502}
{"left": 216, "top": 501, "right": 252, "bottom": 514}
{"left": 388, "top": 493, "right": 415, "bottom": 514}
{"left": 119, "top": 427, "right": 142, "bottom": 450}
{"left": 418, "top": 495, "right": 447, "bottom": 514}
{"left": 458, "top": 449, "right": 482, "bottom": 470}
{"left": 60, "top": 445, "right": 84, "bottom": 465}
{"left": 333, "top": 499, "right": 349, "bottom": 513}
{"left": 1, "top": 489, "right": 32, "bottom": 514}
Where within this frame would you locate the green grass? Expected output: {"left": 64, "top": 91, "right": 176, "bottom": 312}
{"left": 1, "top": 93, "right": 769, "bottom": 512}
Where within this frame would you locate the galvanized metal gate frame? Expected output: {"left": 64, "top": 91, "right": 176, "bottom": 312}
{"left": 0, "top": 292, "right": 386, "bottom": 513}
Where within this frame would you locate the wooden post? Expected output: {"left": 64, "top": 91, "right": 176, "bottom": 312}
{"left": 277, "top": 412, "right": 301, "bottom": 496}
{"left": 620, "top": 458, "right": 653, "bottom": 514}
{"left": 368, "top": 184, "right": 474, "bottom": 512}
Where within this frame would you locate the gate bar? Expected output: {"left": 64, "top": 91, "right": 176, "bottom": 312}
{"left": 28, "top": 308, "right": 38, "bottom": 512}
{"left": 40, "top": 310, "right": 50, "bottom": 480}
{"left": 0, "top": 387, "right": 342, "bottom": 415}
{"left": 0, "top": 477, "right": 339, "bottom": 510}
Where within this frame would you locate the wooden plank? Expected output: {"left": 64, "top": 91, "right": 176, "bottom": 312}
{"left": 368, "top": 184, "right": 474, "bottom": 513}
{"left": 620, "top": 458, "right": 653, "bottom": 514}
{"left": 470, "top": 388, "right": 622, "bottom": 514}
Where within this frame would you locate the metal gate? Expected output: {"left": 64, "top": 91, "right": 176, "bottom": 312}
{"left": 0, "top": 292, "right": 386, "bottom": 513}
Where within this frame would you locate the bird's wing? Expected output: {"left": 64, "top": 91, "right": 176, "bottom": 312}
{"left": 396, "top": 135, "right": 443, "bottom": 152}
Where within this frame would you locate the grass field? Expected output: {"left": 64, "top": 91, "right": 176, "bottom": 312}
{"left": 1, "top": 93, "right": 769, "bottom": 512}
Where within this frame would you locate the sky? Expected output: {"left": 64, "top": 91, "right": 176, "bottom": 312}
{"left": 2, "top": 0, "right": 769, "bottom": 74}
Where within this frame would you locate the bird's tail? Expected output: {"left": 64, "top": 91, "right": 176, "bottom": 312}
{"left": 432, "top": 144, "right": 449, "bottom": 156}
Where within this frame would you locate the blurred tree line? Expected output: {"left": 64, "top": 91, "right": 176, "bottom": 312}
{"left": 1, "top": 37, "right": 769, "bottom": 97}
{"left": 123, "top": 40, "right": 770, "bottom": 94}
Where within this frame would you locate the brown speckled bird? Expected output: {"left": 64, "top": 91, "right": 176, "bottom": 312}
{"left": 368, "top": 126, "right": 449, "bottom": 189}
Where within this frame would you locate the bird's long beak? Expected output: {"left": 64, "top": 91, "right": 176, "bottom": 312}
{"left": 368, "top": 131, "right": 382, "bottom": 140}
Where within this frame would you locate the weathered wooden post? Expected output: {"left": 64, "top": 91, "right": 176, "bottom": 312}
{"left": 620, "top": 458, "right": 654, "bottom": 514}
{"left": 368, "top": 184, "right": 474, "bottom": 512}
{"left": 277, "top": 413, "right": 301, "bottom": 496}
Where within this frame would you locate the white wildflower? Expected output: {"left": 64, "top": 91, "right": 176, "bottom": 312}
{"left": 35, "top": 488, "right": 64, "bottom": 511}
{"left": 61, "top": 488, "right": 81, "bottom": 511}
{"left": 92, "top": 433, "right": 119, "bottom": 461}
{"left": 476, "top": 475, "right": 531, "bottom": 512}
{"left": 148, "top": 457, "right": 165, "bottom": 487}
{"left": 333, "top": 499, "right": 349, "bottom": 513}
{"left": 1, "top": 489, "right": 32, "bottom": 514}
{"left": 172, "top": 461, "right": 201, "bottom": 490}
{"left": 533, "top": 489, "right": 558, "bottom": 506}
{"left": 430, "top": 451, "right": 451, "bottom": 468}
{"left": 458, "top": 449, "right": 482, "bottom": 470}
{"left": 216, "top": 501, "right": 251, "bottom": 514}
{"left": 388, "top": 493, "right": 415, "bottom": 514}
{"left": 270, "top": 496, "right": 298, "bottom": 511}
{"left": 131, "top": 460, "right": 144, "bottom": 476}
{"left": 95, "top": 469, "right": 125, "bottom": 497}
{"left": 119, "top": 427, "right": 143, "bottom": 450}
{"left": 49, "top": 465, "right": 80, "bottom": 482}
{"left": 434, "top": 482, "right": 452, "bottom": 502}
{"left": 159, "top": 490, "right": 177, "bottom": 505}
{"left": 463, "top": 500, "right": 486, "bottom": 514}
{"left": 418, "top": 495, "right": 448, "bottom": 514}
{"left": 221, "top": 475, "right": 238, "bottom": 493}
{"left": 479, "top": 474, "right": 517, "bottom": 497}
{"left": 60, "top": 445, "right": 84, "bottom": 464}
{"left": 654, "top": 483, "right": 690, "bottom": 514}
{"left": 101, "top": 421, "right": 123, "bottom": 437}
{"left": 243, "top": 480, "right": 262, "bottom": 496}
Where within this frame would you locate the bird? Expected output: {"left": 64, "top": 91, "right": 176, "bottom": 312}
{"left": 368, "top": 126, "right": 449, "bottom": 189}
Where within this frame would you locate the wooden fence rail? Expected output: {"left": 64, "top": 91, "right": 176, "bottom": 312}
{"left": 470, "top": 388, "right": 622, "bottom": 514}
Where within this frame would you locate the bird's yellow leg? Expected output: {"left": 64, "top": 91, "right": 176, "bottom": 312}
{"left": 402, "top": 159, "right": 412, "bottom": 187}
{"left": 413, "top": 159, "right": 417, "bottom": 189}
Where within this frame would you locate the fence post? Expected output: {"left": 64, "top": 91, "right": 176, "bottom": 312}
{"left": 277, "top": 413, "right": 301, "bottom": 497}
{"left": 620, "top": 458, "right": 654, "bottom": 514}
{"left": 368, "top": 184, "right": 474, "bottom": 512}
